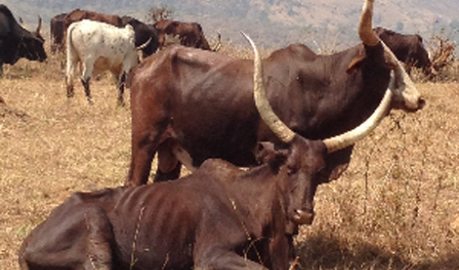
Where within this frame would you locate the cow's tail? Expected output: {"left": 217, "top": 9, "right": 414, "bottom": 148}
{"left": 66, "top": 23, "right": 78, "bottom": 90}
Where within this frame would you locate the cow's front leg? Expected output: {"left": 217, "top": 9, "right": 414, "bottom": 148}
{"left": 81, "top": 77, "right": 92, "bottom": 105}
{"left": 81, "top": 61, "right": 94, "bottom": 105}
{"left": 117, "top": 73, "right": 126, "bottom": 107}
{"left": 195, "top": 250, "right": 269, "bottom": 270}
{"left": 269, "top": 234, "right": 293, "bottom": 270}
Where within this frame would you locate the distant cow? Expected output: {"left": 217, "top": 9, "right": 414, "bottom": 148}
{"left": 49, "top": 13, "right": 67, "bottom": 53}
{"left": 125, "top": 0, "right": 424, "bottom": 186}
{"left": 63, "top": 8, "right": 123, "bottom": 29}
{"left": 374, "top": 27, "right": 434, "bottom": 75}
{"left": 0, "top": 5, "right": 47, "bottom": 75}
{"left": 154, "top": 19, "right": 220, "bottom": 51}
{"left": 60, "top": 9, "right": 123, "bottom": 50}
{"left": 18, "top": 34, "right": 392, "bottom": 270}
{"left": 66, "top": 20, "right": 148, "bottom": 106}
{"left": 121, "top": 16, "right": 159, "bottom": 58}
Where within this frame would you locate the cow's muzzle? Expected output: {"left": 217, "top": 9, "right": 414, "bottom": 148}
{"left": 292, "top": 209, "right": 314, "bottom": 225}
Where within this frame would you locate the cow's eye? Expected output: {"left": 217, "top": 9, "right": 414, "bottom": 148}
{"left": 287, "top": 166, "right": 298, "bottom": 175}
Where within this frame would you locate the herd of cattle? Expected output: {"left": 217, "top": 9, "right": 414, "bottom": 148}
{"left": 0, "top": 0, "right": 433, "bottom": 269}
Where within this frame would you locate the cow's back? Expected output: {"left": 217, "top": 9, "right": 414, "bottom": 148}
{"left": 68, "top": 20, "right": 136, "bottom": 65}
{"left": 109, "top": 166, "right": 251, "bottom": 269}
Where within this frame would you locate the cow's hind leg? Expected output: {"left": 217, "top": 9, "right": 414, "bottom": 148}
{"left": 66, "top": 47, "right": 78, "bottom": 98}
{"left": 195, "top": 250, "right": 269, "bottom": 270}
{"left": 126, "top": 112, "right": 169, "bottom": 186}
{"left": 19, "top": 206, "right": 114, "bottom": 270}
{"left": 82, "top": 207, "right": 113, "bottom": 270}
{"left": 81, "top": 78, "right": 92, "bottom": 104}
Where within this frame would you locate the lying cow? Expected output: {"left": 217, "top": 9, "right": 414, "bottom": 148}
{"left": 18, "top": 34, "right": 393, "bottom": 270}
{"left": 66, "top": 20, "right": 149, "bottom": 106}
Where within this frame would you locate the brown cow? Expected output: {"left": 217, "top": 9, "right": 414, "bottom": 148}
{"left": 154, "top": 19, "right": 220, "bottom": 51}
{"left": 18, "top": 33, "right": 393, "bottom": 270}
{"left": 125, "top": 0, "right": 424, "bottom": 186}
{"left": 49, "top": 13, "right": 67, "bottom": 53}
{"left": 60, "top": 9, "right": 123, "bottom": 50}
{"left": 374, "top": 27, "right": 435, "bottom": 75}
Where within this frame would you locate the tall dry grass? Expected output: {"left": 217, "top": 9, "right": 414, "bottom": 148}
{"left": 0, "top": 45, "right": 458, "bottom": 270}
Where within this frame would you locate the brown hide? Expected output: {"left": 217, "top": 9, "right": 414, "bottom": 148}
{"left": 49, "top": 13, "right": 67, "bottom": 53}
{"left": 60, "top": 9, "right": 123, "bottom": 49}
{"left": 154, "top": 19, "right": 211, "bottom": 50}
{"left": 374, "top": 27, "right": 432, "bottom": 74}
{"left": 19, "top": 141, "right": 327, "bottom": 270}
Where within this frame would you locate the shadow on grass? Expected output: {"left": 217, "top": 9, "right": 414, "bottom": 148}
{"left": 295, "top": 233, "right": 459, "bottom": 270}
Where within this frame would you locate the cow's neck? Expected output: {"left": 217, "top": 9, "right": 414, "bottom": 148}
{"left": 230, "top": 165, "right": 290, "bottom": 226}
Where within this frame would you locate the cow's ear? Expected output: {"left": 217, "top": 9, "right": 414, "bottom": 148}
{"left": 346, "top": 55, "right": 366, "bottom": 73}
{"left": 255, "top": 142, "right": 288, "bottom": 170}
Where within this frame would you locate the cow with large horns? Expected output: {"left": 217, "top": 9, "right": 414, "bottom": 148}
{"left": 0, "top": 5, "right": 47, "bottom": 75}
{"left": 66, "top": 20, "right": 150, "bottom": 106}
{"left": 121, "top": 16, "right": 160, "bottom": 58}
{"left": 126, "top": 0, "right": 425, "bottom": 186}
{"left": 374, "top": 27, "right": 435, "bottom": 75}
{"left": 18, "top": 32, "right": 393, "bottom": 270}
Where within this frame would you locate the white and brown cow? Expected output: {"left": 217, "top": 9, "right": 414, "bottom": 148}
{"left": 66, "top": 19, "right": 148, "bottom": 106}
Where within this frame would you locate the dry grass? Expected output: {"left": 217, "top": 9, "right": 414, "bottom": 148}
{"left": 1, "top": 47, "right": 459, "bottom": 270}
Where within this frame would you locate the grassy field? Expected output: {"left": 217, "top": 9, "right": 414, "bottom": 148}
{"left": 0, "top": 48, "right": 458, "bottom": 270}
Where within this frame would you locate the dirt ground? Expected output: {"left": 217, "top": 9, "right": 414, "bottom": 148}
{"left": 0, "top": 54, "right": 458, "bottom": 269}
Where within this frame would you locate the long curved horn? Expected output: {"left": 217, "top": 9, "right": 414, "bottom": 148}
{"left": 323, "top": 89, "right": 392, "bottom": 153}
{"left": 242, "top": 32, "right": 295, "bottom": 144}
{"left": 36, "top": 16, "right": 42, "bottom": 34}
{"left": 381, "top": 41, "right": 422, "bottom": 110}
{"left": 381, "top": 41, "right": 414, "bottom": 90}
{"left": 243, "top": 31, "right": 393, "bottom": 154}
{"left": 358, "top": 0, "right": 379, "bottom": 46}
{"left": 136, "top": 37, "right": 152, "bottom": 51}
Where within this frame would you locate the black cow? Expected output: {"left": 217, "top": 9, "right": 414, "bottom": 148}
{"left": 0, "top": 5, "right": 47, "bottom": 75}
{"left": 374, "top": 27, "right": 434, "bottom": 75}
{"left": 121, "top": 16, "right": 160, "bottom": 58}
{"left": 18, "top": 34, "right": 393, "bottom": 269}
{"left": 125, "top": 0, "right": 424, "bottom": 187}
{"left": 49, "top": 13, "right": 67, "bottom": 54}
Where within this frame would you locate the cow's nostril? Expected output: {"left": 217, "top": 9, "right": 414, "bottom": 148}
{"left": 293, "top": 209, "right": 314, "bottom": 225}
